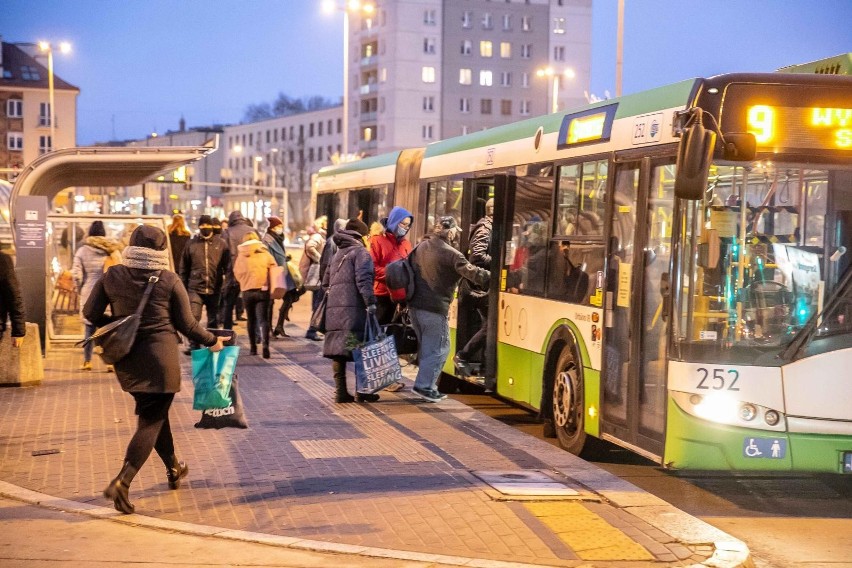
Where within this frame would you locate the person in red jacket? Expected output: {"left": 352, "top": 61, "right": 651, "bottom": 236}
{"left": 370, "top": 206, "right": 414, "bottom": 324}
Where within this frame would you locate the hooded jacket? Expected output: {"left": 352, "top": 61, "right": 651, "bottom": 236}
{"left": 369, "top": 206, "right": 413, "bottom": 300}
{"left": 71, "top": 236, "right": 123, "bottom": 324}
{"left": 233, "top": 239, "right": 276, "bottom": 292}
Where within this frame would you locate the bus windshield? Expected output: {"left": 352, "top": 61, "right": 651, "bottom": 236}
{"left": 674, "top": 160, "right": 852, "bottom": 364}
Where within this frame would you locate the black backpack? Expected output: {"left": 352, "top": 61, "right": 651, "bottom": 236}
{"left": 385, "top": 244, "right": 418, "bottom": 301}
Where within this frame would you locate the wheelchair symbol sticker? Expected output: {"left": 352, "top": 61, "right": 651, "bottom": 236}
{"left": 743, "top": 437, "right": 786, "bottom": 459}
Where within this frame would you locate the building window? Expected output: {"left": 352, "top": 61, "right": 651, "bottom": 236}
{"left": 39, "top": 102, "right": 51, "bottom": 127}
{"left": 318, "top": 146, "right": 324, "bottom": 161}
{"left": 460, "top": 97, "right": 471, "bottom": 113}
{"left": 6, "top": 99, "right": 22, "bottom": 118}
{"left": 520, "top": 100, "right": 531, "bottom": 115}
{"left": 422, "top": 66, "right": 436, "bottom": 83}
{"left": 553, "top": 17, "right": 566, "bottom": 34}
{"left": 337, "top": 119, "right": 342, "bottom": 133}
{"left": 7, "top": 133, "right": 23, "bottom": 150}
{"left": 482, "top": 12, "right": 493, "bottom": 29}
{"left": 479, "top": 70, "right": 493, "bottom": 86}
{"left": 554, "top": 46, "right": 565, "bottom": 61}
{"left": 20, "top": 65, "right": 40, "bottom": 81}
{"left": 38, "top": 135, "right": 52, "bottom": 154}
{"left": 423, "top": 37, "right": 436, "bottom": 54}
{"left": 459, "top": 68, "right": 472, "bottom": 85}
{"left": 502, "top": 14, "right": 512, "bottom": 30}
{"left": 521, "top": 44, "right": 532, "bottom": 59}
{"left": 266, "top": 130, "right": 271, "bottom": 143}
{"left": 521, "top": 15, "right": 532, "bottom": 31}
{"left": 380, "top": 67, "right": 387, "bottom": 82}
{"left": 309, "top": 147, "right": 315, "bottom": 162}
{"left": 521, "top": 72, "right": 530, "bottom": 87}
{"left": 328, "top": 119, "right": 333, "bottom": 133}
{"left": 462, "top": 10, "right": 472, "bottom": 28}
{"left": 424, "top": 9, "right": 436, "bottom": 25}
{"left": 318, "top": 121, "right": 323, "bottom": 136}
{"left": 480, "top": 99, "right": 492, "bottom": 115}
{"left": 363, "top": 127, "right": 373, "bottom": 142}
{"left": 480, "top": 40, "right": 493, "bottom": 57}
{"left": 310, "top": 123, "right": 315, "bottom": 137}
{"left": 461, "top": 40, "right": 472, "bottom": 55}
{"left": 500, "top": 71, "right": 512, "bottom": 86}
{"left": 501, "top": 99, "right": 512, "bottom": 116}
{"left": 423, "top": 96, "right": 435, "bottom": 111}
{"left": 422, "top": 125, "right": 434, "bottom": 140}
{"left": 500, "top": 42, "right": 511, "bottom": 58}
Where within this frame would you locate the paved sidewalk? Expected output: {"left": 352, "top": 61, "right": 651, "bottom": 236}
{"left": 0, "top": 301, "right": 751, "bottom": 567}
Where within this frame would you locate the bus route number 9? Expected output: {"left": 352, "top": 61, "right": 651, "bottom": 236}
{"left": 696, "top": 367, "right": 740, "bottom": 391}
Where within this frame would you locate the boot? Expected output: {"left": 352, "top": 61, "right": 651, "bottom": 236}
{"left": 333, "top": 360, "right": 354, "bottom": 403}
{"left": 166, "top": 456, "right": 189, "bottom": 490}
{"left": 104, "top": 461, "right": 138, "bottom": 514}
{"left": 356, "top": 392, "right": 380, "bottom": 403}
{"left": 262, "top": 346, "right": 271, "bottom": 359}
{"left": 272, "top": 326, "right": 288, "bottom": 338}
{"left": 249, "top": 344, "right": 257, "bottom": 356}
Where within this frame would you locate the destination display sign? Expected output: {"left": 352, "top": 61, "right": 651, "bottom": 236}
{"left": 557, "top": 104, "right": 617, "bottom": 149}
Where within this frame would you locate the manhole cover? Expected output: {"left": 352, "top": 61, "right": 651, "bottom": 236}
{"left": 472, "top": 470, "right": 579, "bottom": 497}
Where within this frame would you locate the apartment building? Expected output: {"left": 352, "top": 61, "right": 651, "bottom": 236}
{"left": 347, "top": 0, "right": 592, "bottom": 154}
{"left": 0, "top": 37, "right": 79, "bottom": 182}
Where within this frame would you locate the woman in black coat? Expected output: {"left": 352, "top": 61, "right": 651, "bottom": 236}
{"left": 321, "top": 218, "right": 379, "bottom": 403}
{"left": 84, "top": 225, "right": 225, "bottom": 514}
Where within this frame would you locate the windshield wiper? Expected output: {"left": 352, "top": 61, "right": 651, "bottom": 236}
{"left": 780, "top": 263, "right": 852, "bottom": 362}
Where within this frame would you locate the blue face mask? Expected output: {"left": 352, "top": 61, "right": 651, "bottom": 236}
{"left": 395, "top": 225, "right": 410, "bottom": 238}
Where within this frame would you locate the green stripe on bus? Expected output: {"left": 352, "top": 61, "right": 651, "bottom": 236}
{"left": 316, "top": 151, "right": 401, "bottom": 178}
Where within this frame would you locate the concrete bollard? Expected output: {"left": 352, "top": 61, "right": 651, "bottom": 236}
{"left": 0, "top": 322, "right": 44, "bottom": 387}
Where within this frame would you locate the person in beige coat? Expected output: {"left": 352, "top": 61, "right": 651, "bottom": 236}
{"left": 233, "top": 232, "right": 276, "bottom": 358}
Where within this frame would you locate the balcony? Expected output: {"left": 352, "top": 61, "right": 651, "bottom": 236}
{"left": 359, "top": 83, "right": 378, "bottom": 95}
{"left": 358, "top": 139, "right": 378, "bottom": 151}
{"left": 359, "top": 111, "right": 377, "bottom": 123}
{"left": 360, "top": 55, "right": 377, "bottom": 67}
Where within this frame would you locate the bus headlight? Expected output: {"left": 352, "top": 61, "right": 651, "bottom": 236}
{"left": 764, "top": 409, "right": 781, "bottom": 426}
{"left": 740, "top": 403, "right": 757, "bottom": 421}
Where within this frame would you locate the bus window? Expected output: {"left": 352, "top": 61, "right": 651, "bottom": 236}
{"left": 556, "top": 160, "right": 607, "bottom": 237}
{"left": 426, "top": 180, "right": 462, "bottom": 233}
{"left": 546, "top": 240, "right": 604, "bottom": 304}
{"left": 505, "top": 174, "right": 553, "bottom": 296}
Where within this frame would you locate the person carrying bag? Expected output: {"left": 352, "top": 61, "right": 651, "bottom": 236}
{"left": 354, "top": 311, "right": 404, "bottom": 394}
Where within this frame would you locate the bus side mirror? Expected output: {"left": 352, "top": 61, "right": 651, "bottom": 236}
{"left": 722, "top": 132, "right": 757, "bottom": 161}
{"left": 674, "top": 122, "right": 716, "bottom": 200}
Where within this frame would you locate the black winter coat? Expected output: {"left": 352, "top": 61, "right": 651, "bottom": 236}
{"left": 321, "top": 230, "right": 376, "bottom": 360}
{"left": 180, "top": 235, "right": 230, "bottom": 295}
{"left": 84, "top": 265, "right": 217, "bottom": 393}
{"left": 408, "top": 235, "right": 489, "bottom": 316}
{"left": 0, "top": 251, "right": 25, "bottom": 337}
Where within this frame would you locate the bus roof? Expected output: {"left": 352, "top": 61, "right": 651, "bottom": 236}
{"left": 316, "top": 151, "right": 401, "bottom": 179}
{"left": 314, "top": 150, "right": 402, "bottom": 193}
{"left": 776, "top": 53, "right": 851, "bottom": 75}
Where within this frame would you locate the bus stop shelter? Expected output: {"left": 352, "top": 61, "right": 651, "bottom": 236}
{"left": 10, "top": 145, "right": 216, "bottom": 359}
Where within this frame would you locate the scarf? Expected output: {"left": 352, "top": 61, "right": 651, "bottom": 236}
{"left": 122, "top": 246, "right": 170, "bottom": 270}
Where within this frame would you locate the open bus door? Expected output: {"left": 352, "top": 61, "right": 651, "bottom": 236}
{"left": 600, "top": 158, "right": 675, "bottom": 461}
{"left": 447, "top": 175, "right": 508, "bottom": 391}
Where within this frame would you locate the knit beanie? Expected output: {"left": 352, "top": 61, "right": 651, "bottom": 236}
{"left": 267, "top": 216, "right": 283, "bottom": 230}
{"left": 129, "top": 225, "right": 168, "bottom": 250}
{"left": 345, "top": 218, "right": 370, "bottom": 237}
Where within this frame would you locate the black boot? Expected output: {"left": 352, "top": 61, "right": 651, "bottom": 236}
{"left": 356, "top": 392, "right": 380, "bottom": 403}
{"left": 104, "top": 461, "right": 138, "bottom": 514}
{"left": 272, "top": 326, "right": 288, "bottom": 338}
{"left": 262, "top": 346, "right": 271, "bottom": 359}
{"left": 166, "top": 456, "right": 189, "bottom": 490}
{"left": 333, "top": 359, "right": 354, "bottom": 403}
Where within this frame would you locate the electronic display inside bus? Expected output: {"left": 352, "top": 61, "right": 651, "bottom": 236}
{"left": 557, "top": 104, "right": 617, "bottom": 149}
{"left": 721, "top": 84, "right": 852, "bottom": 152}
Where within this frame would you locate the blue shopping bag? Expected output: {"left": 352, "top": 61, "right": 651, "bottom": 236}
{"left": 192, "top": 345, "right": 240, "bottom": 410}
{"left": 353, "top": 313, "right": 404, "bottom": 394}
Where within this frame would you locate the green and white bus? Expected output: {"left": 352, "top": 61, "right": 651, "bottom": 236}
{"left": 313, "top": 60, "right": 852, "bottom": 473}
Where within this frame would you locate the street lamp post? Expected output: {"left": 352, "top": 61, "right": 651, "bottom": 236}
{"left": 536, "top": 67, "right": 575, "bottom": 114}
{"left": 37, "top": 41, "right": 71, "bottom": 152}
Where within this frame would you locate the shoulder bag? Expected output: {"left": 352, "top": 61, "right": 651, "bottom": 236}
{"left": 78, "top": 271, "right": 161, "bottom": 365}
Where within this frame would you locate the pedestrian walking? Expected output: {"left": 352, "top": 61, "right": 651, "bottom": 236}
{"left": 454, "top": 198, "right": 493, "bottom": 374}
{"left": 179, "top": 215, "right": 229, "bottom": 351}
{"left": 408, "top": 217, "right": 489, "bottom": 402}
{"left": 0, "top": 249, "right": 25, "bottom": 348}
{"left": 83, "top": 225, "right": 226, "bottom": 515}
{"left": 321, "top": 218, "right": 380, "bottom": 403}
{"left": 300, "top": 216, "right": 327, "bottom": 341}
{"left": 219, "top": 211, "right": 255, "bottom": 329}
{"left": 233, "top": 232, "right": 277, "bottom": 358}
{"left": 211, "top": 217, "right": 223, "bottom": 237}
{"left": 71, "top": 221, "right": 122, "bottom": 371}
{"left": 167, "top": 213, "right": 191, "bottom": 272}
{"left": 262, "top": 216, "right": 292, "bottom": 338}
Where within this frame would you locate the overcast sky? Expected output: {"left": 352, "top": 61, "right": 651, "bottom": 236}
{"left": 5, "top": 0, "right": 850, "bottom": 145}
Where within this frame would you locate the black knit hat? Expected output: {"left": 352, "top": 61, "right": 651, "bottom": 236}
{"left": 129, "top": 225, "right": 168, "bottom": 250}
{"left": 88, "top": 220, "right": 106, "bottom": 237}
{"left": 345, "top": 218, "right": 370, "bottom": 237}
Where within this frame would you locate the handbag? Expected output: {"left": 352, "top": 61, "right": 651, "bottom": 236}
{"left": 195, "top": 375, "right": 248, "bottom": 429}
{"left": 269, "top": 265, "right": 287, "bottom": 299}
{"left": 309, "top": 292, "right": 328, "bottom": 333}
{"left": 382, "top": 305, "right": 418, "bottom": 355}
{"left": 353, "top": 312, "right": 404, "bottom": 394}
{"left": 77, "top": 271, "right": 161, "bottom": 365}
{"left": 304, "top": 262, "right": 321, "bottom": 291}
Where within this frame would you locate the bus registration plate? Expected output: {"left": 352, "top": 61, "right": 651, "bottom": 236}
{"left": 843, "top": 452, "right": 852, "bottom": 473}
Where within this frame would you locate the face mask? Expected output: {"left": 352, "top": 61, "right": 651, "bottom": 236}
{"left": 395, "top": 225, "right": 409, "bottom": 238}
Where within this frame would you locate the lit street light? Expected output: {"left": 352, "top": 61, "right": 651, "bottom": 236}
{"left": 536, "top": 67, "right": 575, "bottom": 114}
{"left": 322, "top": 0, "right": 375, "bottom": 157}
{"left": 37, "top": 41, "right": 71, "bottom": 152}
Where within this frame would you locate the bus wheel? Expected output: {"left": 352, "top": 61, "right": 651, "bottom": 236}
{"left": 552, "top": 348, "right": 586, "bottom": 455}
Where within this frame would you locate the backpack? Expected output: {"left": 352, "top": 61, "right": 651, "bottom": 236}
{"left": 385, "top": 244, "right": 418, "bottom": 302}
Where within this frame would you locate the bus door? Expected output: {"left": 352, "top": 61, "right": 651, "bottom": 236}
{"left": 601, "top": 158, "right": 675, "bottom": 459}
{"left": 453, "top": 176, "right": 499, "bottom": 381}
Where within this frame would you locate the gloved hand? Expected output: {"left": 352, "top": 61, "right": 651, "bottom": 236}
{"left": 366, "top": 304, "right": 377, "bottom": 314}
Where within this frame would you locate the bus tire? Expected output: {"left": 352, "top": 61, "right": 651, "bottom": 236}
{"left": 551, "top": 346, "right": 586, "bottom": 455}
